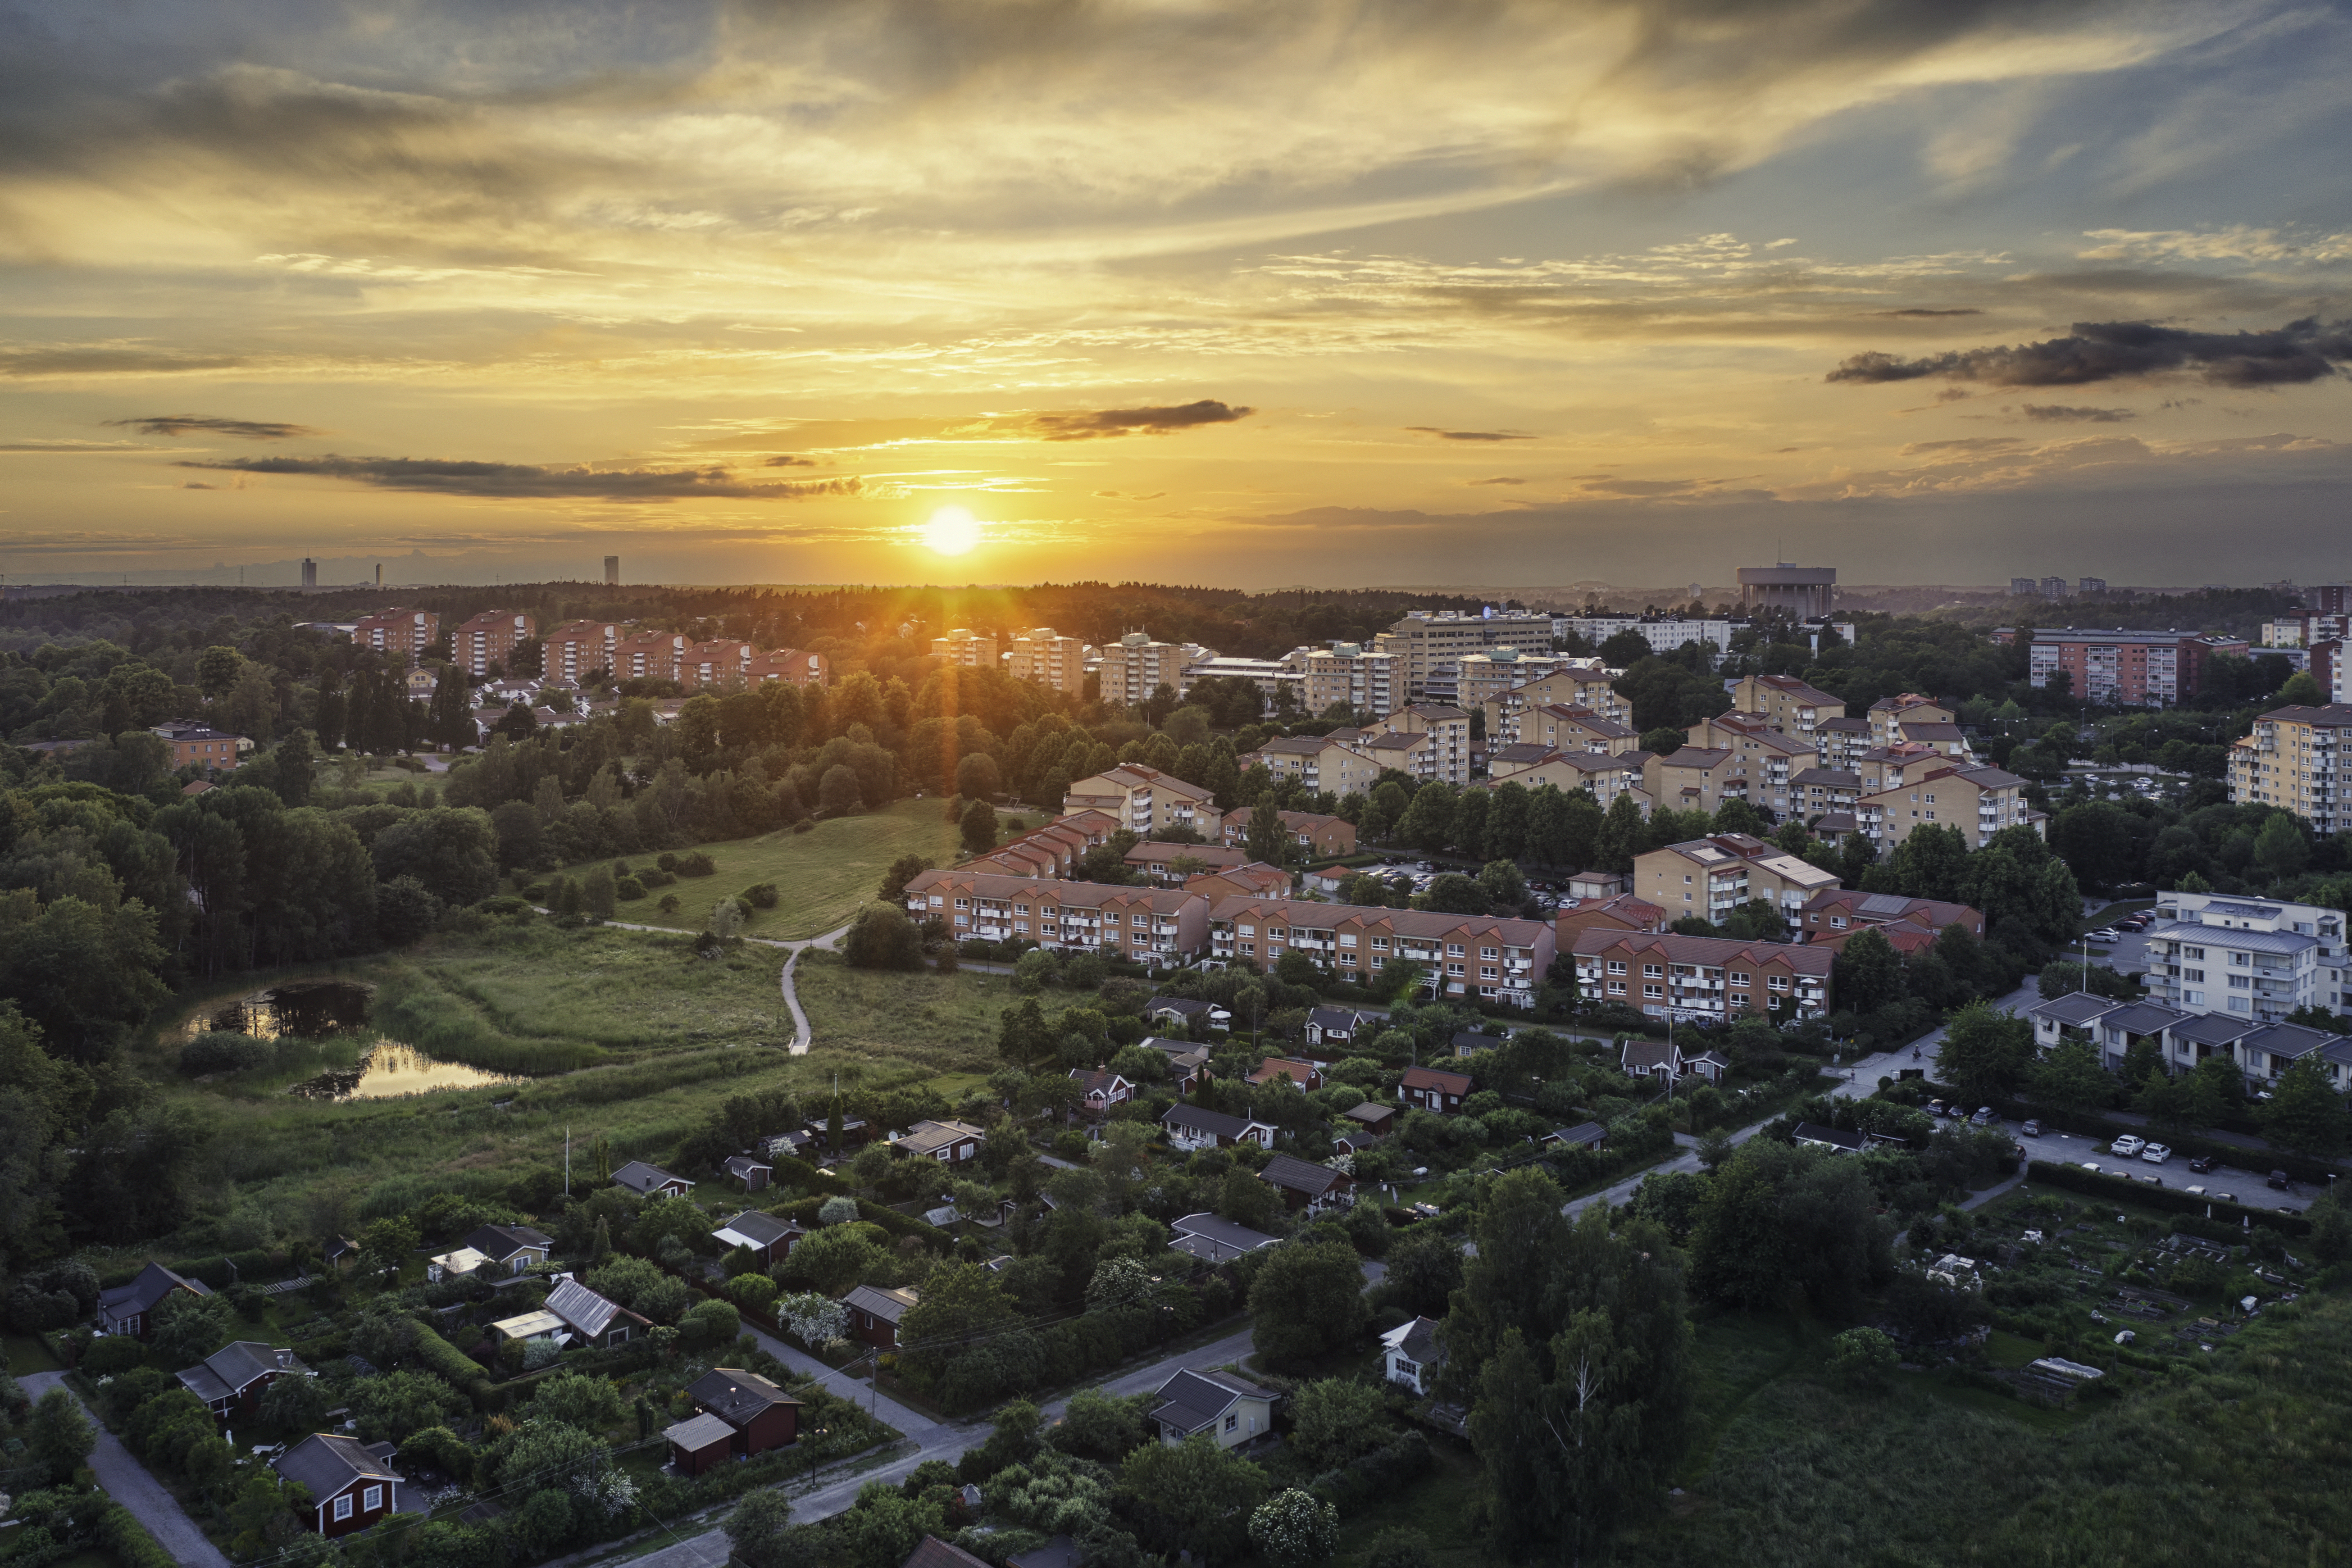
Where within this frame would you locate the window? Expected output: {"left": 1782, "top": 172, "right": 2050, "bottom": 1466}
{"left": 363, "top": 1486, "right": 383, "bottom": 1513}
{"left": 1643, "top": 963, "right": 1663, "bottom": 978}
{"left": 1447, "top": 943, "right": 1465, "bottom": 956}
{"left": 1644, "top": 983, "right": 1663, "bottom": 999}
{"left": 1372, "top": 937, "right": 1389, "bottom": 951}
{"left": 1225, "top": 1411, "right": 1239, "bottom": 1432}
{"left": 334, "top": 1495, "right": 355, "bottom": 1522}
{"left": 954, "top": 897, "right": 969, "bottom": 909}
{"left": 1607, "top": 960, "right": 1627, "bottom": 975}
{"left": 1481, "top": 946, "right": 1498, "bottom": 959}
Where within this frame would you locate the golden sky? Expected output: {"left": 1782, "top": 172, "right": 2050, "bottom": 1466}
{"left": 3, "top": 0, "right": 2351, "bottom": 588}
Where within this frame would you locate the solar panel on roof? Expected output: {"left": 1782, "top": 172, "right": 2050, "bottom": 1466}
{"left": 1858, "top": 893, "right": 1914, "bottom": 916}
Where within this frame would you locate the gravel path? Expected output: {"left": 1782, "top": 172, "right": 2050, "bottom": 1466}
{"left": 21, "top": 1371, "right": 233, "bottom": 1568}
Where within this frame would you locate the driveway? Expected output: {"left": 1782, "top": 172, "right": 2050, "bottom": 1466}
{"left": 20, "top": 1372, "right": 232, "bottom": 1568}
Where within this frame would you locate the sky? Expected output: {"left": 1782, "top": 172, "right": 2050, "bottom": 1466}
{"left": 3, "top": 0, "right": 2351, "bottom": 591}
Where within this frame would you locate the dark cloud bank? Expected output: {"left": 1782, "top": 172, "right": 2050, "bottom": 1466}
{"left": 1829, "top": 317, "right": 2352, "bottom": 389}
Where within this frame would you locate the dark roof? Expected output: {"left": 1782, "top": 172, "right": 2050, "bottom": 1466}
{"left": 1069, "top": 1068, "right": 1130, "bottom": 1096}
{"left": 1150, "top": 1368, "right": 1275, "bottom": 1432}
{"left": 1544, "top": 1121, "right": 1607, "bottom": 1147}
{"left": 2030, "top": 992, "right": 2124, "bottom": 1026}
{"left": 714, "top": 1211, "right": 802, "bottom": 1251}
{"left": 1388, "top": 1315, "right": 1443, "bottom": 1363}
{"left": 461, "top": 1223, "right": 554, "bottom": 1263}
{"left": 1168, "top": 1213, "right": 1279, "bottom": 1257}
{"left": 2098, "top": 1001, "right": 2189, "bottom": 1036}
{"left": 1343, "top": 1102, "right": 1395, "bottom": 1126}
{"left": 1307, "top": 1006, "right": 1366, "bottom": 1034}
{"left": 1147, "top": 995, "right": 1215, "bottom": 1017}
{"left": 897, "top": 1119, "right": 986, "bottom": 1157}
{"left": 687, "top": 1368, "right": 801, "bottom": 1427}
{"left": 1622, "top": 1040, "right": 1679, "bottom": 1073}
{"left": 843, "top": 1285, "right": 919, "bottom": 1324}
{"left": 905, "top": 1538, "right": 995, "bottom": 1568}
{"left": 664, "top": 1412, "right": 736, "bottom": 1453}
{"left": 723, "top": 1155, "right": 773, "bottom": 1179}
{"left": 1792, "top": 1122, "right": 1865, "bottom": 1151}
{"left": 1258, "top": 1154, "right": 1346, "bottom": 1196}
{"left": 1450, "top": 1030, "right": 1507, "bottom": 1054}
{"left": 177, "top": 1341, "right": 309, "bottom": 1404}
{"left": 273, "top": 1433, "right": 397, "bottom": 1500}
{"left": 612, "top": 1160, "right": 692, "bottom": 1194}
{"left": 98, "top": 1262, "right": 209, "bottom": 1317}
{"left": 2165, "top": 1013, "right": 2258, "bottom": 1046}
{"left": 1162, "top": 1104, "right": 1262, "bottom": 1140}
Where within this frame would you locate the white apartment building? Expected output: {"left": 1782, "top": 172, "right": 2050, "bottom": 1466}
{"left": 930, "top": 628, "right": 997, "bottom": 667}
{"left": 1558, "top": 615, "right": 1740, "bottom": 656}
{"left": 1374, "top": 609, "right": 1557, "bottom": 703}
{"left": 1007, "top": 627, "right": 1090, "bottom": 695}
{"left": 1456, "top": 648, "right": 1573, "bottom": 714}
{"left": 1182, "top": 653, "right": 1299, "bottom": 710}
{"left": 2139, "top": 891, "right": 2347, "bottom": 1022}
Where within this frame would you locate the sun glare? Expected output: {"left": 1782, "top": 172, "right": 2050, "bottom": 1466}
{"left": 924, "top": 506, "right": 982, "bottom": 555}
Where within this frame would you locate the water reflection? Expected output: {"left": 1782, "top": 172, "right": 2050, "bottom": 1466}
{"left": 174, "top": 980, "right": 517, "bottom": 1100}
{"left": 289, "top": 1043, "right": 518, "bottom": 1101}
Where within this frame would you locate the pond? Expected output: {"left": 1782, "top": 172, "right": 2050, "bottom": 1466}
{"left": 176, "top": 981, "right": 520, "bottom": 1101}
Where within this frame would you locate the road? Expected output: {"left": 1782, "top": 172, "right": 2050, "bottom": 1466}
{"left": 21, "top": 1371, "right": 232, "bottom": 1568}
{"left": 624, "top": 1326, "right": 1258, "bottom": 1568}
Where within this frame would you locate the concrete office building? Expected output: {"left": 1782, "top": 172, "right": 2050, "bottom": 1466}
{"left": 1374, "top": 609, "right": 1557, "bottom": 703}
{"left": 1736, "top": 564, "right": 1836, "bottom": 619}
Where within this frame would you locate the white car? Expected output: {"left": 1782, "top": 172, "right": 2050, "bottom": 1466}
{"left": 2111, "top": 1135, "right": 2147, "bottom": 1158}
{"left": 2141, "top": 1143, "right": 2172, "bottom": 1164}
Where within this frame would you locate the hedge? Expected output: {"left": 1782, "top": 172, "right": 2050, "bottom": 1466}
{"left": 409, "top": 1321, "right": 496, "bottom": 1404}
{"left": 2024, "top": 1160, "right": 2311, "bottom": 1236}
{"left": 98, "top": 1504, "right": 177, "bottom": 1568}
{"left": 764, "top": 1150, "right": 851, "bottom": 1197}
{"left": 1307, "top": 1430, "right": 1434, "bottom": 1516}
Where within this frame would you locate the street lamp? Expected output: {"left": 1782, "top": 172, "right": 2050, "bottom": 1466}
{"left": 807, "top": 1425, "right": 828, "bottom": 1489}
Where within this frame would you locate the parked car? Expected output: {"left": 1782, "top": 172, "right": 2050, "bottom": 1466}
{"left": 2188, "top": 1155, "right": 2216, "bottom": 1174}
{"left": 2021, "top": 1119, "right": 2042, "bottom": 1136}
{"left": 2268, "top": 1169, "right": 2292, "bottom": 1191}
{"left": 2111, "top": 1135, "right": 2147, "bottom": 1157}
{"left": 1927, "top": 1099, "right": 1951, "bottom": 1118}
{"left": 2141, "top": 1143, "right": 2171, "bottom": 1164}
{"left": 2140, "top": 1173, "right": 2163, "bottom": 1186}
{"left": 2216, "top": 1191, "right": 2238, "bottom": 1204}
{"left": 1971, "top": 1107, "right": 1997, "bottom": 1126}
{"left": 2079, "top": 1161, "right": 2102, "bottom": 1173}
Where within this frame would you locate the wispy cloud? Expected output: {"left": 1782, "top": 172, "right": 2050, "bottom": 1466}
{"left": 106, "top": 415, "right": 322, "bottom": 439}
{"left": 1406, "top": 427, "right": 1531, "bottom": 442}
{"left": 2021, "top": 404, "right": 2136, "bottom": 423}
{"left": 174, "top": 454, "right": 873, "bottom": 503}
{"left": 1020, "top": 400, "right": 1254, "bottom": 440}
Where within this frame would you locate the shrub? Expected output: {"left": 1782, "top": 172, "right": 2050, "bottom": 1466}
{"left": 615, "top": 877, "right": 647, "bottom": 901}
{"left": 181, "top": 1031, "right": 272, "bottom": 1074}
{"left": 1251, "top": 1489, "right": 1340, "bottom": 1568}
{"left": 1829, "top": 1327, "right": 1898, "bottom": 1390}
{"left": 679, "top": 852, "right": 718, "bottom": 877}
{"left": 743, "top": 882, "right": 780, "bottom": 909}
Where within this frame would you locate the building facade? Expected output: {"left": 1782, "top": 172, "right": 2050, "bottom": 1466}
{"left": 1064, "top": 764, "right": 1222, "bottom": 838}
{"left": 1007, "top": 627, "right": 1090, "bottom": 695}
{"left": 905, "top": 870, "right": 1210, "bottom": 964}
{"left": 2228, "top": 703, "right": 2352, "bottom": 836}
{"left": 1374, "top": 609, "right": 1557, "bottom": 702}
{"left": 453, "top": 612, "right": 536, "bottom": 677}
{"left": 354, "top": 608, "right": 440, "bottom": 658}
{"left": 1206, "top": 895, "right": 1554, "bottom": 1007}
{"left": 1571, "top": 927, "right": 1833, "bottom": 1021}
{"left": 542, "top": 620, "right": 619, "bottom": 683}
{"left": 1736, "top": 565, "right": 1836, "bottom": 619}
{"left": 929, "top": 628, "right": 998, "bottom": 668}
{"left": 2139, "top": 891, "right": 2347, "bottom": 1021}
{"left": 2008, "top": 627, "right": 2251, "bottom": 706}
{"left": 1633, "top": 834, "right": 1841, "bottom": 922}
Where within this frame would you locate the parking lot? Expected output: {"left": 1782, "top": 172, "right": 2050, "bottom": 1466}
{"left": 2009, "top": 1121, "right": 2327, "bottom": 1214}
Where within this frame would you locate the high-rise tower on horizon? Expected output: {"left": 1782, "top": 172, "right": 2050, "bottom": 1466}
{"left": 604, "top": 555, "right": 620, "bottom": 586}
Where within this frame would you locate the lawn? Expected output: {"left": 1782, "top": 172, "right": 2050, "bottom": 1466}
{"left": 573, "top": 798, "right": 966, "bottom": 941}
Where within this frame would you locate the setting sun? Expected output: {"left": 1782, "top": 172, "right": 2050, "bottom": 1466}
{"left": 923, "top": 506, "right": 982, "bottom": 556}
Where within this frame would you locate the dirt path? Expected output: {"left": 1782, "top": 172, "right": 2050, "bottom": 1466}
{"left": 776, "top": 927, "right": 847, "bottom": 1055}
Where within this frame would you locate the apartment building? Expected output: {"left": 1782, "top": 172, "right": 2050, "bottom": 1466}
{"left": 1683, "top": 712, "right": 1814, "bottom": 818}
{"left": 1559, "top": 614, "right": 1739, "bottom": 655}
{"left": 614, "top": 630, "right": 687, "bottom": 683}
{"left": 154, "top": 723, "right": 253, "bottom": 768}
{"left": 542, "top": 621, "right": 619, "bottom": 684}
{"left": 2228, "top": 703, "right": 2352, "bottom": 836}
{"left": 1301, "top": 643, "right": 1397, "bottom": 718}
{"left": 1729, "top": 674, "right": 1845, "bottom": 742}
{"left": 746, "top": 648, "right": 830, "bottom": 687}
{"left": 1363, "top": 704, "right": 1473, "bottom": 786}
{"left": 1485, "top": 749, "right": 1654, "bottom": 815}
{"left": 1553, "top": 892, "right": 1666, "bottom": 943}
{"left": 1126, "top": 841, "right": 1250, "bottom": 884}
{"left": 2003, "top": 627, "right": 2251, "bottom": 706}
{"left": 453, "top": 612, "right": 536, "bottom": 677}
{"left": 355, "top": 608, "right": 440, "bottom": 658}
{"left": 1456, "top": 649, "right": 1570, "bottom": 713}
{"left": 1633, "top": 834, "right": 1841, "bottom": 923}
{"left": 1570, "top": 927, "right": 1833, "bottom": 1022}
{"left": 1788, "top": 767, "right": 1863, "bottom": 823}
{"left": 1814, "top": 715, "right": 1870, "bottom": 770}
{"left": 904, "top": 870, "right": 1208, "bottom": 965}
{"left": 1064, "top": 764, "right": 1222, "bottom": 838}
{"left": 682, "top": 640, "right": 755, "bottom": 688}
{"left": 2260, "top": 612, "right": 2350, "bottom": 650}
{"left": 2138, "top": 890, "right": 2347, "bottom": 1021}
{"left": 1183, "top": 654, "right": 1299, "bottom": 710}
{"left": 1854, "top": 743, "right": 1957, "bottom": 795}
{"left": 1521, "top": 704, "right": 1639, "bottom": 755}
{"left": 1483, "top": 664, "right": 1629, "bottom": 743}
{"left": 1868, "top": 694, "right": 1962, "bottom": 751}
{"left": 1206, "top": 895, "right": 1555, "bottom": 1008}
{"left": 1220, "top": 809, "right": 1358, "bottom": 859}
{"left": 929, "top": 628, "right": 998, "bottom": 668}
{"left": 1853, "top": 764, "right": 2038, "bottom": 853}
{"left": 965, "top": 810, "right": 1122, "bottom": 878}
{"left": 1243, "top": 735, "right": 1384, "bottom": 799}
{"left": 1103, "top": 631, "right": 1201, "bottom": 707}
{"left": 1006, "top": 627, "right": 1090, "bottom": 695}
{"left": 1374, "top": 609, "right": 1557, "bottom": 702}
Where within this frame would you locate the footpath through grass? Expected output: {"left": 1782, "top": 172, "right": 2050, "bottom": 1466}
{"left": 578, "top": 798, "right": 964, "bottom": 940}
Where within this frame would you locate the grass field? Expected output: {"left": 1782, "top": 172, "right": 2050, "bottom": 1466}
{"left": 574, "top": 797, "right": 965, "bottom": 940}
{"left": 795, "top": 949, "right": 1013, "bottom": 1074}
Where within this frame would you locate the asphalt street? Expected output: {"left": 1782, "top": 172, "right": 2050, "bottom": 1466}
{"left": 20, "top": 1371, "right": 232, "bottom": 1568}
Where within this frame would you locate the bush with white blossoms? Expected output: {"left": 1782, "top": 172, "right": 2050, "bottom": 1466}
{"left": 1250, "top": 1489, "right": 1340, "bottom": 1568}
{"left": 777, "top": 1291, "right": 851, "bottom": 1349}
